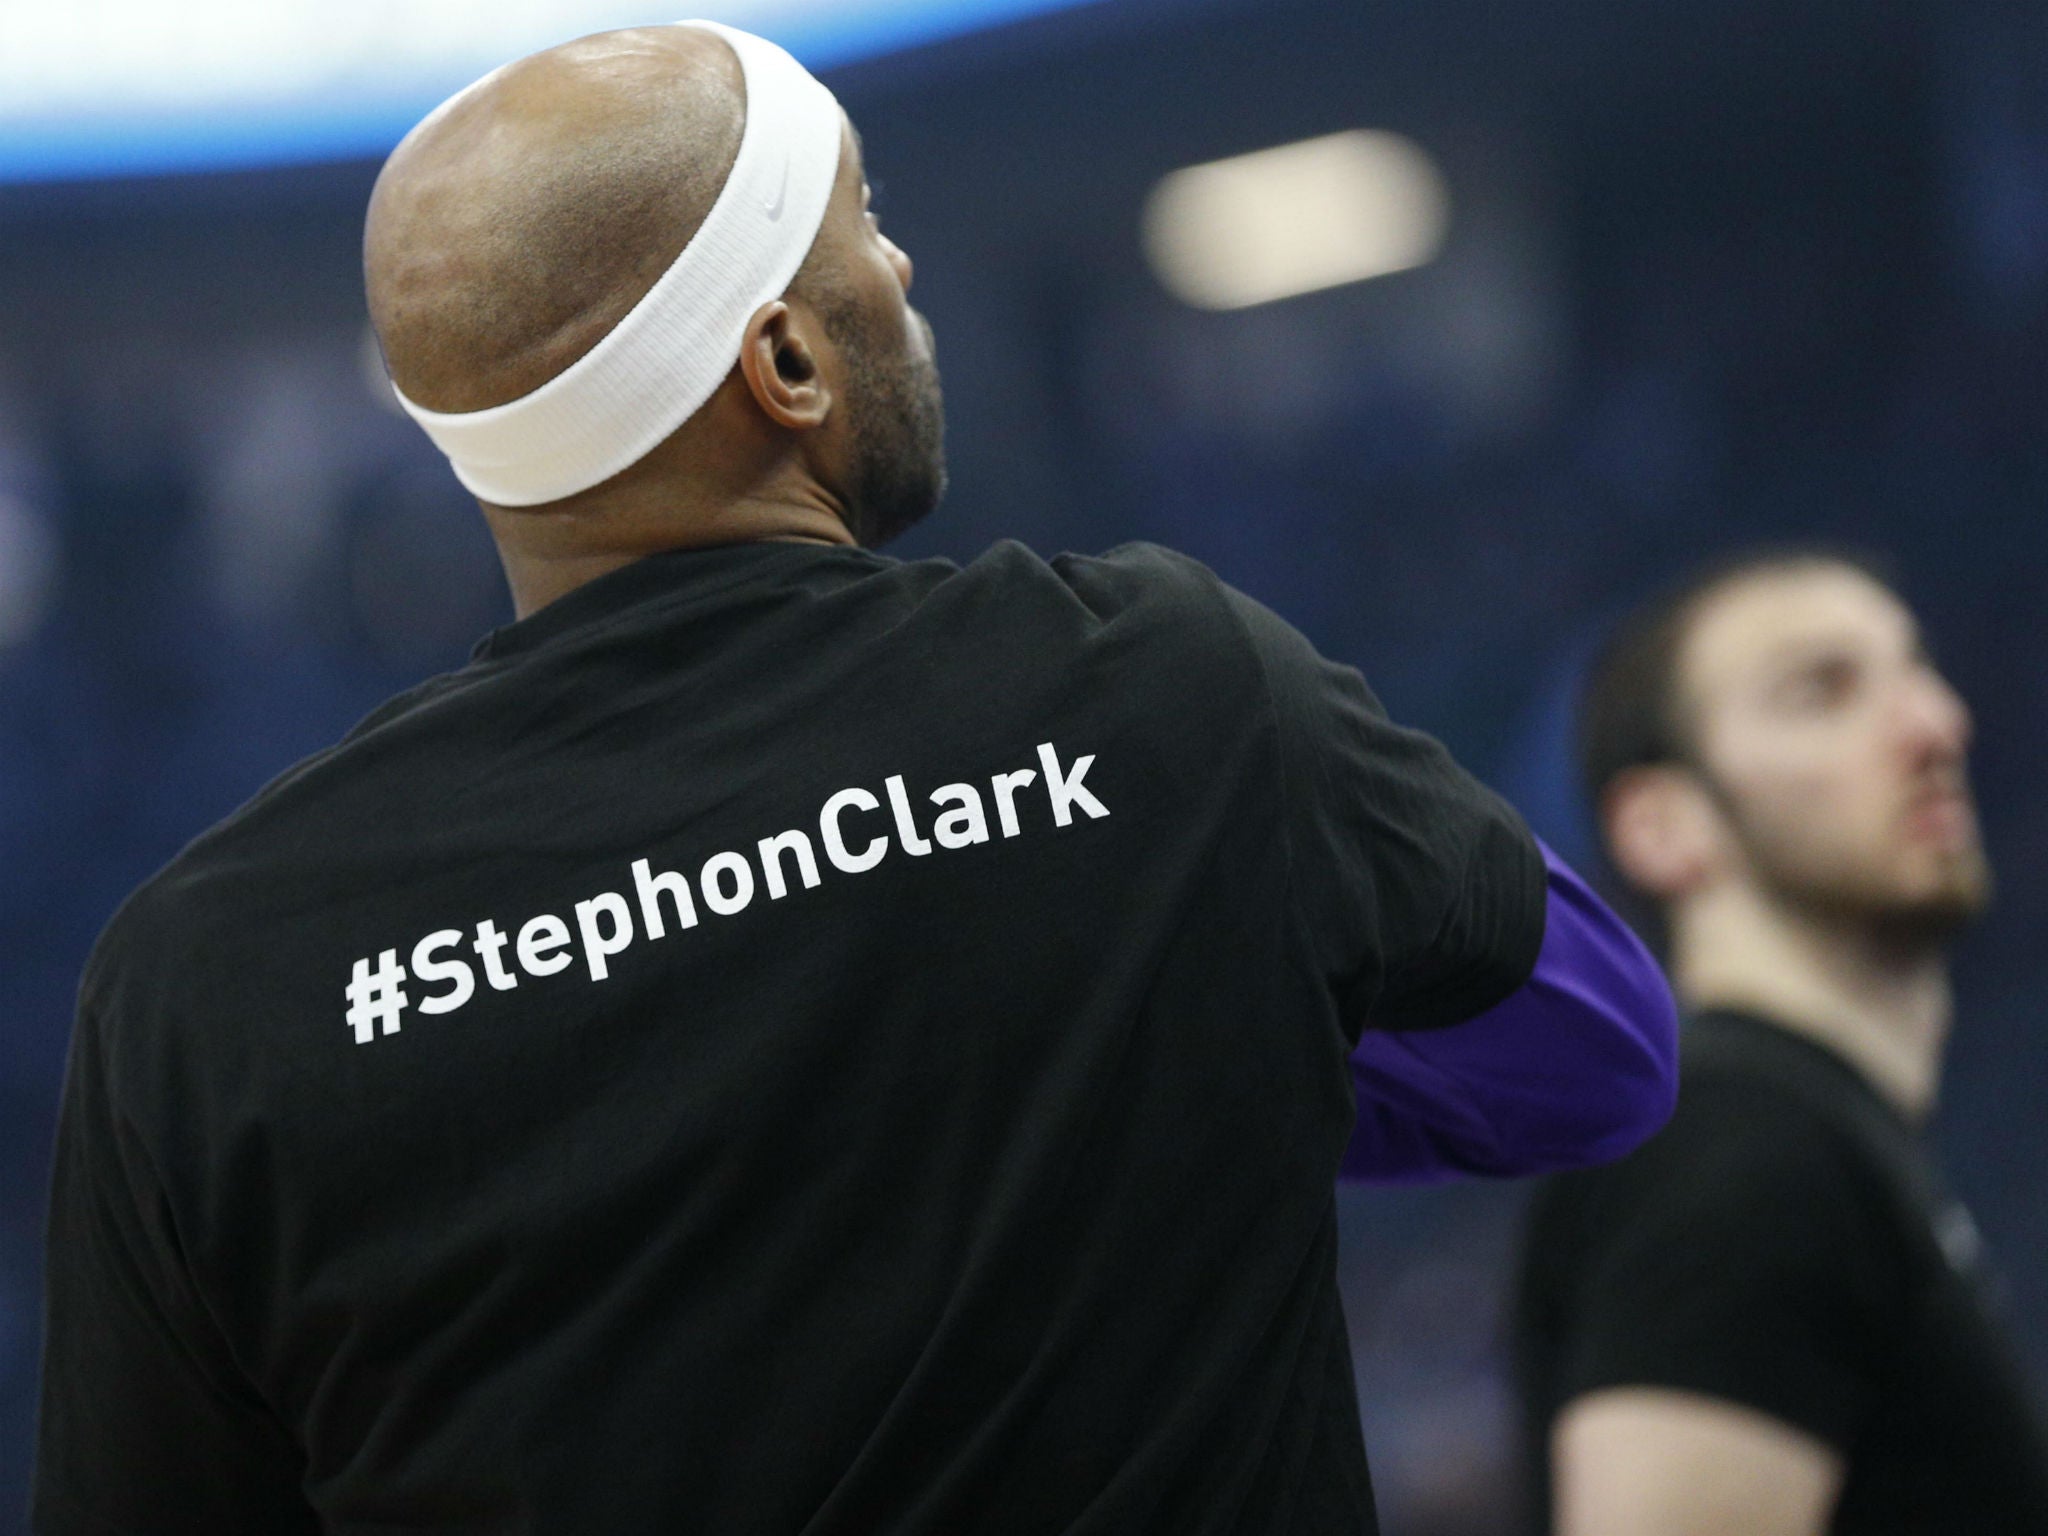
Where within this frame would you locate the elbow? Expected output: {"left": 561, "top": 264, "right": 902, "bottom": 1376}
{"left": 1339, "top": 842, "right": 1684, "bottom": 1183}
{"left": 1552, "top": 1020, "right": 1678, "bottom": 1168}
{"left": 1518, "top": 841, "right": 1682, "bottom": 1170}
{"left": 1519, "top": 959, "right": 1681, "bottom": 1174}
{"left": 1346, "top": 964, "right": 1681, "bottom": 1183}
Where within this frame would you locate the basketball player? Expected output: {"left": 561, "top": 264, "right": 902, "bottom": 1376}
{"left": 1515, "top": 552, "right": 2048, "bottom": 1533}
{"left": 35, "top": 24, "right": 1677, "bottom": 1533}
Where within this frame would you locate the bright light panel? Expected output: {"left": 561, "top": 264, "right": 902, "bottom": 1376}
{"left": 1143, "top": 130, "right": 1450, "bottom": 311}
{"left": 0, "top": 0, "right": 1104, "bottom": 182}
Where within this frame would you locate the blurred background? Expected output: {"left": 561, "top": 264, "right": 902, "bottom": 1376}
{"left": 2, "top": 0, "right": 2045, "bottom": 1528}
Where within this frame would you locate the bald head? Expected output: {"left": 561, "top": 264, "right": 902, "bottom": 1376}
{"left": 364, "top": 24, "right": 941, "bottom": 608}
{"left": 365, "top": 27, "right": 746, "bottom": 413}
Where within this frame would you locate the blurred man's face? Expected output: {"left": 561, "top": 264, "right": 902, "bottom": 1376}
{"left": 1678, "top": 564, "right": 1990, "bottom": 943}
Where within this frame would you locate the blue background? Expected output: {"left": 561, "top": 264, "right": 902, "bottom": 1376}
{"left": 2, "top": 0, "right": 2045, "bottom": 1529}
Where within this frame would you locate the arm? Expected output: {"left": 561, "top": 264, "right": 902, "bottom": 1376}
{"left": 1519, "top": 1073, "right": 1896, "bottom": 1536}
{"left": 1339, "top": 840, "right": 1678, "bottom": 1183}
{"left": 1553, "top": 1388, "right": 1843, "bottom": 1536}
{"left": 1209, "top": 577, "right": 1675, "bottom": 1180}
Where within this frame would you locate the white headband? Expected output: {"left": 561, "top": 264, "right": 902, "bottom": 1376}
{"left": 393, "top": 21, "right": 845, "bottom": 507}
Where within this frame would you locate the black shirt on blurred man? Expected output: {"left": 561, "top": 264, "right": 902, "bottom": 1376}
{"left": 1514, "top": 553, "right": 2048, "bottom": 1535}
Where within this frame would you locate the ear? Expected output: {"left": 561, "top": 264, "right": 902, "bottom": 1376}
{"left": 737, "top": 300, "right": 833, "bottom": 431}
{"left": 1601, "top": 764, "right": 1730, "bottom": 902}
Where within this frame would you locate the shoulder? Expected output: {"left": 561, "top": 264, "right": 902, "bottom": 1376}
{"left": 1528, "top": 1031, "right": 1905, "bottom": 1267}
{"left": 1019, "top": 541, "right": 1352, "bottom": 699}
{"left": 1659, "top": 1025, "right": 1900, "bottom": 1194}
{"left": 922, "top": 539, "right": 1241, "bottom": 632}
{"left": 1045, "top": 539, "right": 1237, "bottom": 610}
{"left": 1560, "top": 1043, "right": 1869, "bottom": 1186}
{"left": 82, "top": 667, "right": 480, "bottom": 1034}
{"left": 916, "top": 539, "right": 1273, "bottom": 693}
{"left": 1517, "top": 1025, "right": 1923, "bottom": 1445}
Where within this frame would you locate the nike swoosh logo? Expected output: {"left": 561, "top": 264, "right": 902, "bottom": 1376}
{"left": 763, "top": 154, "right": 789, "bottom": 220}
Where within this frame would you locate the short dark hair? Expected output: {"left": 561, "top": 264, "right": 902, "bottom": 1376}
{"left": 1577, "top": 545, "right": 1898, "bottom": 929}
{"left": 1579, "top": 545, "right": 1898, "bottom": 810}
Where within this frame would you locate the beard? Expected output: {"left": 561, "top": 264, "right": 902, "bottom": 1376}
{"left": 823, "top": 299, "right": 946, "bottom": 549}
{"left": 1709, "top": 773, "right": 1994, "bottom": 952}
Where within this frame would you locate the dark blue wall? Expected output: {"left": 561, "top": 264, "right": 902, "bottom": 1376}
{"left": 3, "top": 1, "right": 2044, "bottom": 1529}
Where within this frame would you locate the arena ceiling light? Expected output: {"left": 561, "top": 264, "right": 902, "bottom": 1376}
{"left": 0, "top": 0, "right": 1106, "bottom": 182}
{"left": 1143, "top": 130, "right": 1451, "bottom": 311}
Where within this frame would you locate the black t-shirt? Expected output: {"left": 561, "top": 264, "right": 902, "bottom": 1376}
{"left": 1515, "top": 1010, "right": 2048, "bottom": 1535}
{"left": 37, "top": 539, "right": 1545, "bottom": 1536}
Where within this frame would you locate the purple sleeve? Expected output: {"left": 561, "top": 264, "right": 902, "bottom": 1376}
{"left": 1337, "top": 839, "right": 1678, "bottom": 1184}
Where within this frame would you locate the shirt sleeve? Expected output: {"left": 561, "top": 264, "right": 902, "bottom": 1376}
{"left": 1339, "top": 839, "right": 1678, "bottom": 1183}
{"left": 1223, "top": 585, "right": 1547, "bottom": 1035}
{"left": 34, "top": 976, "right": 316, "bottom": 1535}
{"left": 1542, "top": 1093, "right": 1907, "bottom": 1449}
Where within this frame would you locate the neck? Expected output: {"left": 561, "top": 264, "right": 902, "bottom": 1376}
{"left": 1672, "top": 885, "right": 1952, "bottom": 1120}
{"left": 482, "top": 449, "right": 856, "bottom": 619}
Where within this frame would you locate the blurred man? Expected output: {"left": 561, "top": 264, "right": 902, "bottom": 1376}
{"left": 1515, "top": 551, "right": 2048, "bottom": 1534}
{"left": 35, "top": 23, "right": 1676, "bottom": 1535}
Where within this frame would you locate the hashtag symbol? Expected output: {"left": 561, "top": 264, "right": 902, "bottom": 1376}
{"left": 344, "top": 950, "right": 410, "bottom": 1045}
